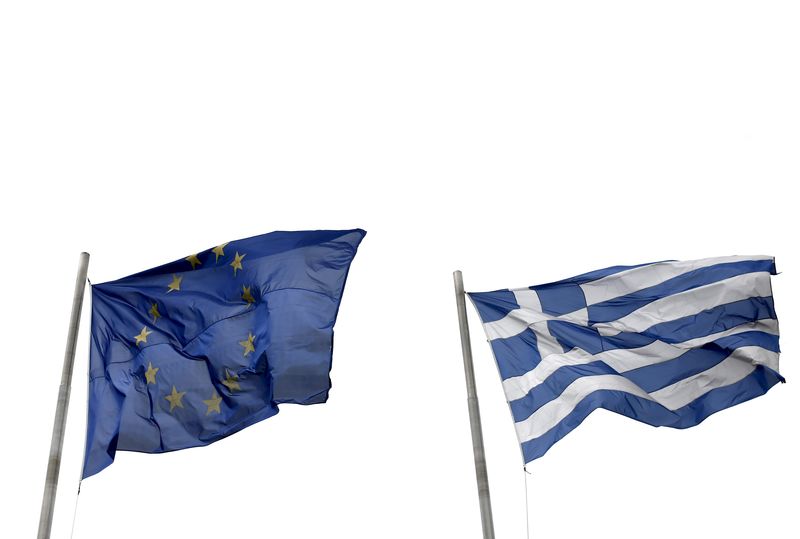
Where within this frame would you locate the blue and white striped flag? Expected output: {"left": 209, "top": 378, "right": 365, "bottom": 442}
{"left": 468, "top": 256, "right": 782, "bottom": 464}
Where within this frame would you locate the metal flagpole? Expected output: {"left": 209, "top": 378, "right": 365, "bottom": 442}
{"left": 453, "top": 270, "right": 496, "bottom": 539}
{"left": 37, "top": 252, "right": 90, "bottom": 539}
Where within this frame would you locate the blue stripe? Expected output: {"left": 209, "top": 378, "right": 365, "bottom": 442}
{"left": 510, "top": 361, "right": 619, "bottom": 422}
{"left": 587, "top": 260, "right": 776, "bottom": 323}
{"left": 485, "top": 298, "right": 776, "bottom": 369}
{"left": 508, "top": 331, "right": 777, "bottom": 423}
{"left": 624, "top": 333, "right": 780, "bottom": 393}
{"left": 468, "top": 290, "right": 519, "bottom": 324}
{"left": 532, "top": 282, "right": 586, "bottom": 317}
{"left": 467, "top": 260, "right": 662, "bottom": 323}
{"left": 489, "top": 328, "right": 541, "bottom": 380}
{"left": 669, "top": 364, "right": 784, "bottom": 427}
{"left": 547, "top": 261, "right": 664, "bottom": 286}
{"left": 547, "top": 320, "right": 654, "bottom": 355}
{"left": 520, "top": 366, "right": 783, "bottom": 463}
{"left": 547, "top": 321, "right": 606, "bottom": 355}
{"left": 497, "top": 313, "right": 777, "bottom": 383}
{"left": 713, "top": 329, "right": 780, "bottom": 353}
{"left": 646, "top": 297, "right": 776, "bottom": 343}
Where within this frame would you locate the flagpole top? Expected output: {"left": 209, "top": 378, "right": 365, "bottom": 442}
{"left": 453, "top": 271, "right": 465, "bottom": 291}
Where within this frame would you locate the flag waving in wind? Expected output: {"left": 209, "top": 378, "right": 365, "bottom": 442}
{"left": 84, "top": 229, "right": 365, "bottom": 478}
{"left": 468, "top": 256, "right": 782, "bottom": 464}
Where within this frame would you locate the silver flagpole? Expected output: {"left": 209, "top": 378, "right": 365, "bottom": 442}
{"left": 37, "top": 252, "right": 90, "bottom": 539}
{"left": 453, "top": 270, "right": 496, "bottom": 539}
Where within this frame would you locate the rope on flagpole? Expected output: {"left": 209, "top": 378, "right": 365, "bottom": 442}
{"left": 69, "top": 481, "right": 82, "bottom": 539}
{"left": 524, "top": 466, "right": 532, "bottom": 539}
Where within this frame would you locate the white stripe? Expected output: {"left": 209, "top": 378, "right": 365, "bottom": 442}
{"left": 532, "top": 326, "right": 565, "bottom": 360}
{"left": 514, "top": 374, "right": 653, "bottom": 442}
{"left": 483, "top": 300, "right": 587, "bottom": 342}
{"left": 592, "top": 271, "right": 773, "bottom": 336}
{"left": 568, "top": 308, "right": 588, "bottom": 326}
{"left": 512, "top": 289, "right": 564, "bottom": 358}
{"left": 503, "top": 341, "right": 682, "bottom": 401}
{"left": 501, "top": 318, "right": 779, "bottom": 402}
{"left": 483, "top": 305, "right": 548, "bottom": 341}
{"left": 513, "top": 288, "right": 541, "bottom": 311}
{"left": 514, "top": 346, "right": 777, "bottom": 444}
{"left": 649, "top": 347, "right": 777, "bottom": 409}
{"left": 597, "top": 326, "right": 622, "bottom": 337}
{"left": 678, "top": 318, "right": 779, "bottom": 348}
{"left": 483, "top": 258, "right": 773, "bottom": 341}
{"left": 580, "top": 255, "right": 773, "bottom": 306}
{"left": 511, "top": 289, "right": 585, "bottom": 360}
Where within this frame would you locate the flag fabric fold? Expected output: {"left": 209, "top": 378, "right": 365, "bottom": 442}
{"left": 84, "top": 229, "right": 365, "bottom": 478}
{"left": 468, "top": 255, "right": 782, "bottom": 464}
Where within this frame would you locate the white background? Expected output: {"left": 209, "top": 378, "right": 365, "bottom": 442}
{"left": 1, "top": 2, "right": 798, "bottom": 538}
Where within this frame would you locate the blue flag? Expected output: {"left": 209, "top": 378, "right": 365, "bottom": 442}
{"left": 84, "top": 229, "right": 366, "bottom": 478}
{"left": 468, "top": 256, "right": 782, "bottom": 464}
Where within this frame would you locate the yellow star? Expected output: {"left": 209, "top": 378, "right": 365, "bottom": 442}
{"left": 164, "top": 386, "right": 186, "bottom": 412}
{"left": 134, "top": 326, "right": 152, "bottom": 346}
{"left": 203, "top": 391, "right": 223, "bottom": 415}
{"left": 241, "top": 285, "right": 255, "bottom": 305}
{"left": 222, "top": 370, "right": 240, "bottom": 392}
{"left": 212, "top": 242, "right": 229, "bottom": 262}
{"left": 149, "top": 302, "right": 161, "bottom": 323}
{"left": 167, "top": 274, "right": 183, "bottom": 293}
{"left": 144, "top": 362, "right": 159, "bottom": 384}
{"left": 230, "top": 252, "right": 246, "bottom": 275}
{"left": 239, "top": 332, "right": 255, "bottom": 356}
{"left": 185, "top": 254, "right": 202, "bottom": 270}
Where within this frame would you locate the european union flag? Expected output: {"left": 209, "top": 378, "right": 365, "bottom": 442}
{"left": 83, "top": 229, "right": 366, "bottom": 478}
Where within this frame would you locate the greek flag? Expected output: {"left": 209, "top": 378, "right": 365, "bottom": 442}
{"left": 468, "top": 256, "right": 782, "bottom": 464}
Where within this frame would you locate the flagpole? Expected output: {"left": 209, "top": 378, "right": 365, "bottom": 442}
{"left": 37, "top": 252, "right": 90, "bottom": 539}
{"left": 453, "top": 270, "right": 496, "bottom": 539}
